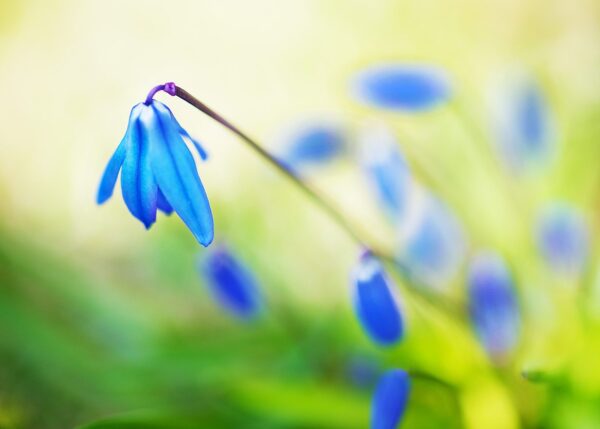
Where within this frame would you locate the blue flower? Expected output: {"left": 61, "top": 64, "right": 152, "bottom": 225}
{"left": 352, "top": 64, "right": 450, "bottom": 111}
{"left": 468, "top": 251, "right": 520, "bottom": 360}
{"left": 371, "top": 369, "right": 411, "bottom": 429}
{"left": 490, "top": 77, "right": 554, "bottom": 173}
{"left": 97, "top": 98, "right": 213, "bottom": 246}
{"left": 537, "top": 203, "right": 588, "bottom": 277}
{"left": 352, "top": 250, "right": 404, "bottom": 346}
{"left": 200, "top": 245, "right": 262, "bottom": 319}
{"left": 277, "top": 120, "right": 347, "bottom": 168}
{"left": 396, "top": 193, "right": 465, "bottom": 290}
{"left": 358, "top": 122, "right": 411, "bottom": 222}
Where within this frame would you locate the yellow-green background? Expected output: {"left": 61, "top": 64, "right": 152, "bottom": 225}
{"left": 1, "top": 0, "right": 599, "bottom": 428}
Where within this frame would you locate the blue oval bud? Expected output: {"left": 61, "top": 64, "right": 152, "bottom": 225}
{"left": 358, "top": 122, "right": 411, "bottom": 222}
{"left": 277, "top": 120, "right": 346, "bottom": 168}
{"left": 396, "top": 194, "right": 465, "bottom": 290}
{"left": 352, "top": 251, "right": 404, "bottom": 346}
{"left": 537, "top": 203, "right": 588, "bottom": 278}
{"left": 352, "top": 64, "right": 450, "bottom": 111}
{"left": 200, "top": 245, "right": 262, "bottom": 319}
{"left": 468, "top": 252, "right": 520, "bottom": 360}
{"left": 371, "top": 369, "right": 411, "bottom": 429}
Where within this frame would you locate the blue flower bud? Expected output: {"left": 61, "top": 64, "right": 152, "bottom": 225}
{"left": 490, "top": 76, "right": 555, "bottom": 173}
{"left": 371, "top": 369, "right": 411, "bottom": 429}
{"left": 352, "top": 251, "right": 404, "bottom": 346}
{"left": 277, "top": 120, "right": 346, "bottom": 168}
{"left": 97, "top": 99, "right": 213, "bottom": 246}
{"left": 352, "top": 64, "right": 450, "bottom": 112}
{"left": 468, "top": 252, "right": 520, "bottom": 360}
{"left": 396, "top": 193, "right": 465, "bottom": 290}
{"left": 358, "top": 122, "right": 411, "bottom": 222}
{"left": 537, "top": 203, "right": 588, "bottom": 278}
{"left": 200, "top": 245, "right": 262, "bottom": 319}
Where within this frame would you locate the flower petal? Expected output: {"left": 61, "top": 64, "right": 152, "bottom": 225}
{"left": 156, "top": 188, "right": 173, "bottom": 215}
{"left": 120, "top": 104, "right": 158, "bottom": 229}
{"left": 146, "top": 101, "right": 214, "bottom": 246}
{"left": 352, "top": 64, "right": 450, "bottom": 111}
{"left": 352, "top": 251, "right": 403, "bottom": 346}
{"left": 200, "top": 245, "right": 261, "bottom": 319}
{"left": 468, "top": 251, "right": 520, "bottom": 360}
{"left": 96, "top": 105, "right": 143, "bottom": 205}
{"left": 169, "top": 111, "right": 208, "bottom": 161}
{"left": 371, "top": 369, "right": 410, "bottom": 429}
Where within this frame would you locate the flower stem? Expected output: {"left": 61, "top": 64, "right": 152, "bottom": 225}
{"left": 168, "top": 84, "right": 466, "bottom": 322}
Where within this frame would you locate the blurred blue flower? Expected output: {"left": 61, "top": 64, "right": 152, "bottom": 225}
{"left": 537, "top": 203, "right": 588, "bottom": 278}
{"left": 358, "top": 122, "right": 411, "bottom": 222}
{"left": 396, "top": 193, "right": 465, "bottom": 290}
{"left": 468, "top": 251, "right": 520, "bottom": 360}
{"left": 490, "top": 77, "right": 554, "bottom": 172}
{"left": 352, "top": 64, "right": 450, "bottom": 111}
{"left": 371, "top": 369, "right": 411, "bottom": 429}
{"left": 201, "top": 245, "right": 262, "bottom": 319}
{"left": 277, "top": 121, "right": 346, "bottom": 168}
{"left": 352, "top": 250, "right": 404, "bottom": 346}
{"left": 97, "top": 99, "right": 213, "bottom": 246}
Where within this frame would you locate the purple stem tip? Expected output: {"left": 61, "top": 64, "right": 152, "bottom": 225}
{"left": 144, "top": 82, "right": 177, "bottom": 105}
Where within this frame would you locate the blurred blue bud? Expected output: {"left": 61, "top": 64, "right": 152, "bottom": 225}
{"left": 352, "top": 251, "right": 404, "bottom": 346}
{"left": 537, "top": 203, "right": 588, "bottom": 278}
{"left": 352, "top": 64, "right": 451, "bottom": 111}
{"left": 200, "top": 245, "right": 262, "bottom": 319}
{"left": 358, "top": 122, "right": 411, "bottom": 222}
{"left": 490, "top": 76, "right": 555, "bottom": 173}
{"left": 371, "top": 369, "right": 411, "bottom": 429}
{"left": 396, "top": 193, "right": 465, "bottom": 290}
{"left": 97, "top": 99, "right": 213, "bottom": 246}
{"left": 276, "top": 120, "right": 346, "bottom": 168}
{"left": 468, "top": 251, "right": 520, "bottom": 360}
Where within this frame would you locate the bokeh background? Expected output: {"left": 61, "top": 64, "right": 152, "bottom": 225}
{"left": 1, "top": 0, "right": 600, "bottom": 428}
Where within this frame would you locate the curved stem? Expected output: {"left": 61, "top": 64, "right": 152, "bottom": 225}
{"left": 169, "top": 84, "right": 466, "bottom": 322}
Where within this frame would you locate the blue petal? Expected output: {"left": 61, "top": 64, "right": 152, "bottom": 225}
{"left": 359, "top": 123, "right": 410, "bottom": 221}
{"left": 169, "top": 111, "right": 208, "bottom": 161}
{"left": 156, "top": 188, "right": 173, "bottom": 215}
{"left": 201, "top": 245, "right": 261, "bottom": 319}
{"left": 120, "top": 103, "right": 158, "bottom": 229}
{"left": 145, "top": 101, "right": 214, "bottom": 246}
{"left": 280, "top": 122, "right": 346, "bottom": 167}
{"left": 353, "top": 252, "right": 403, "bottom": 346}
{"left": 371, "top": 369, "right": 410, "bottom": 429}
{"left": 97, "top": 105, "right": 143, "bottom": 205}
{"left": 468, "top": 252, "right": 520, "bottom": 359}
{"left": 537, "top": 203, "right": 588, "bottom": 277}
{"left": 353, "top": 65, "right": 450, "bottom": 111}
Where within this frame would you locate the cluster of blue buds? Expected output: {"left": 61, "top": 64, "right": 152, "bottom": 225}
{"left": 97, "top": 82, "right": 214, "bottom": 247}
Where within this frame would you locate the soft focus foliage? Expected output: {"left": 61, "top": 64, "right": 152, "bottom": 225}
{"left": 1, "top": 1, "right": 600, "bottom": 428}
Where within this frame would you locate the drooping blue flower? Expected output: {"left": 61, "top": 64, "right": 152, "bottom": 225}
{"left": 352, "top": 250, "right": 404, "bottom": 346}
{"left": 352, "top": 64, "right": 451, "bottom": 112}
{"left": 97, "top": 90, "right": 213, "bottom": 246}
{"left": 371, "top": 369, "right": 411, "bottom": 429}
{"left": 490, "top": 76, "right": 555, "bottom": 173}
{"left": 277, "top": 120, "right": 347, "bottom": 168}
{"left": 396, "top": 193, "right": 465, "bottom": 290}
{"left": 468, "top": 251, "right": 520, "bottom": 360}
{"left": 358, "top": 122, "right": 411, "bottom": 222}
{"left": 537, "top": 203, "right": 588, "bottom": 278}
{"left": 200, "top": 245, "right": 262, "bottom": 319}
